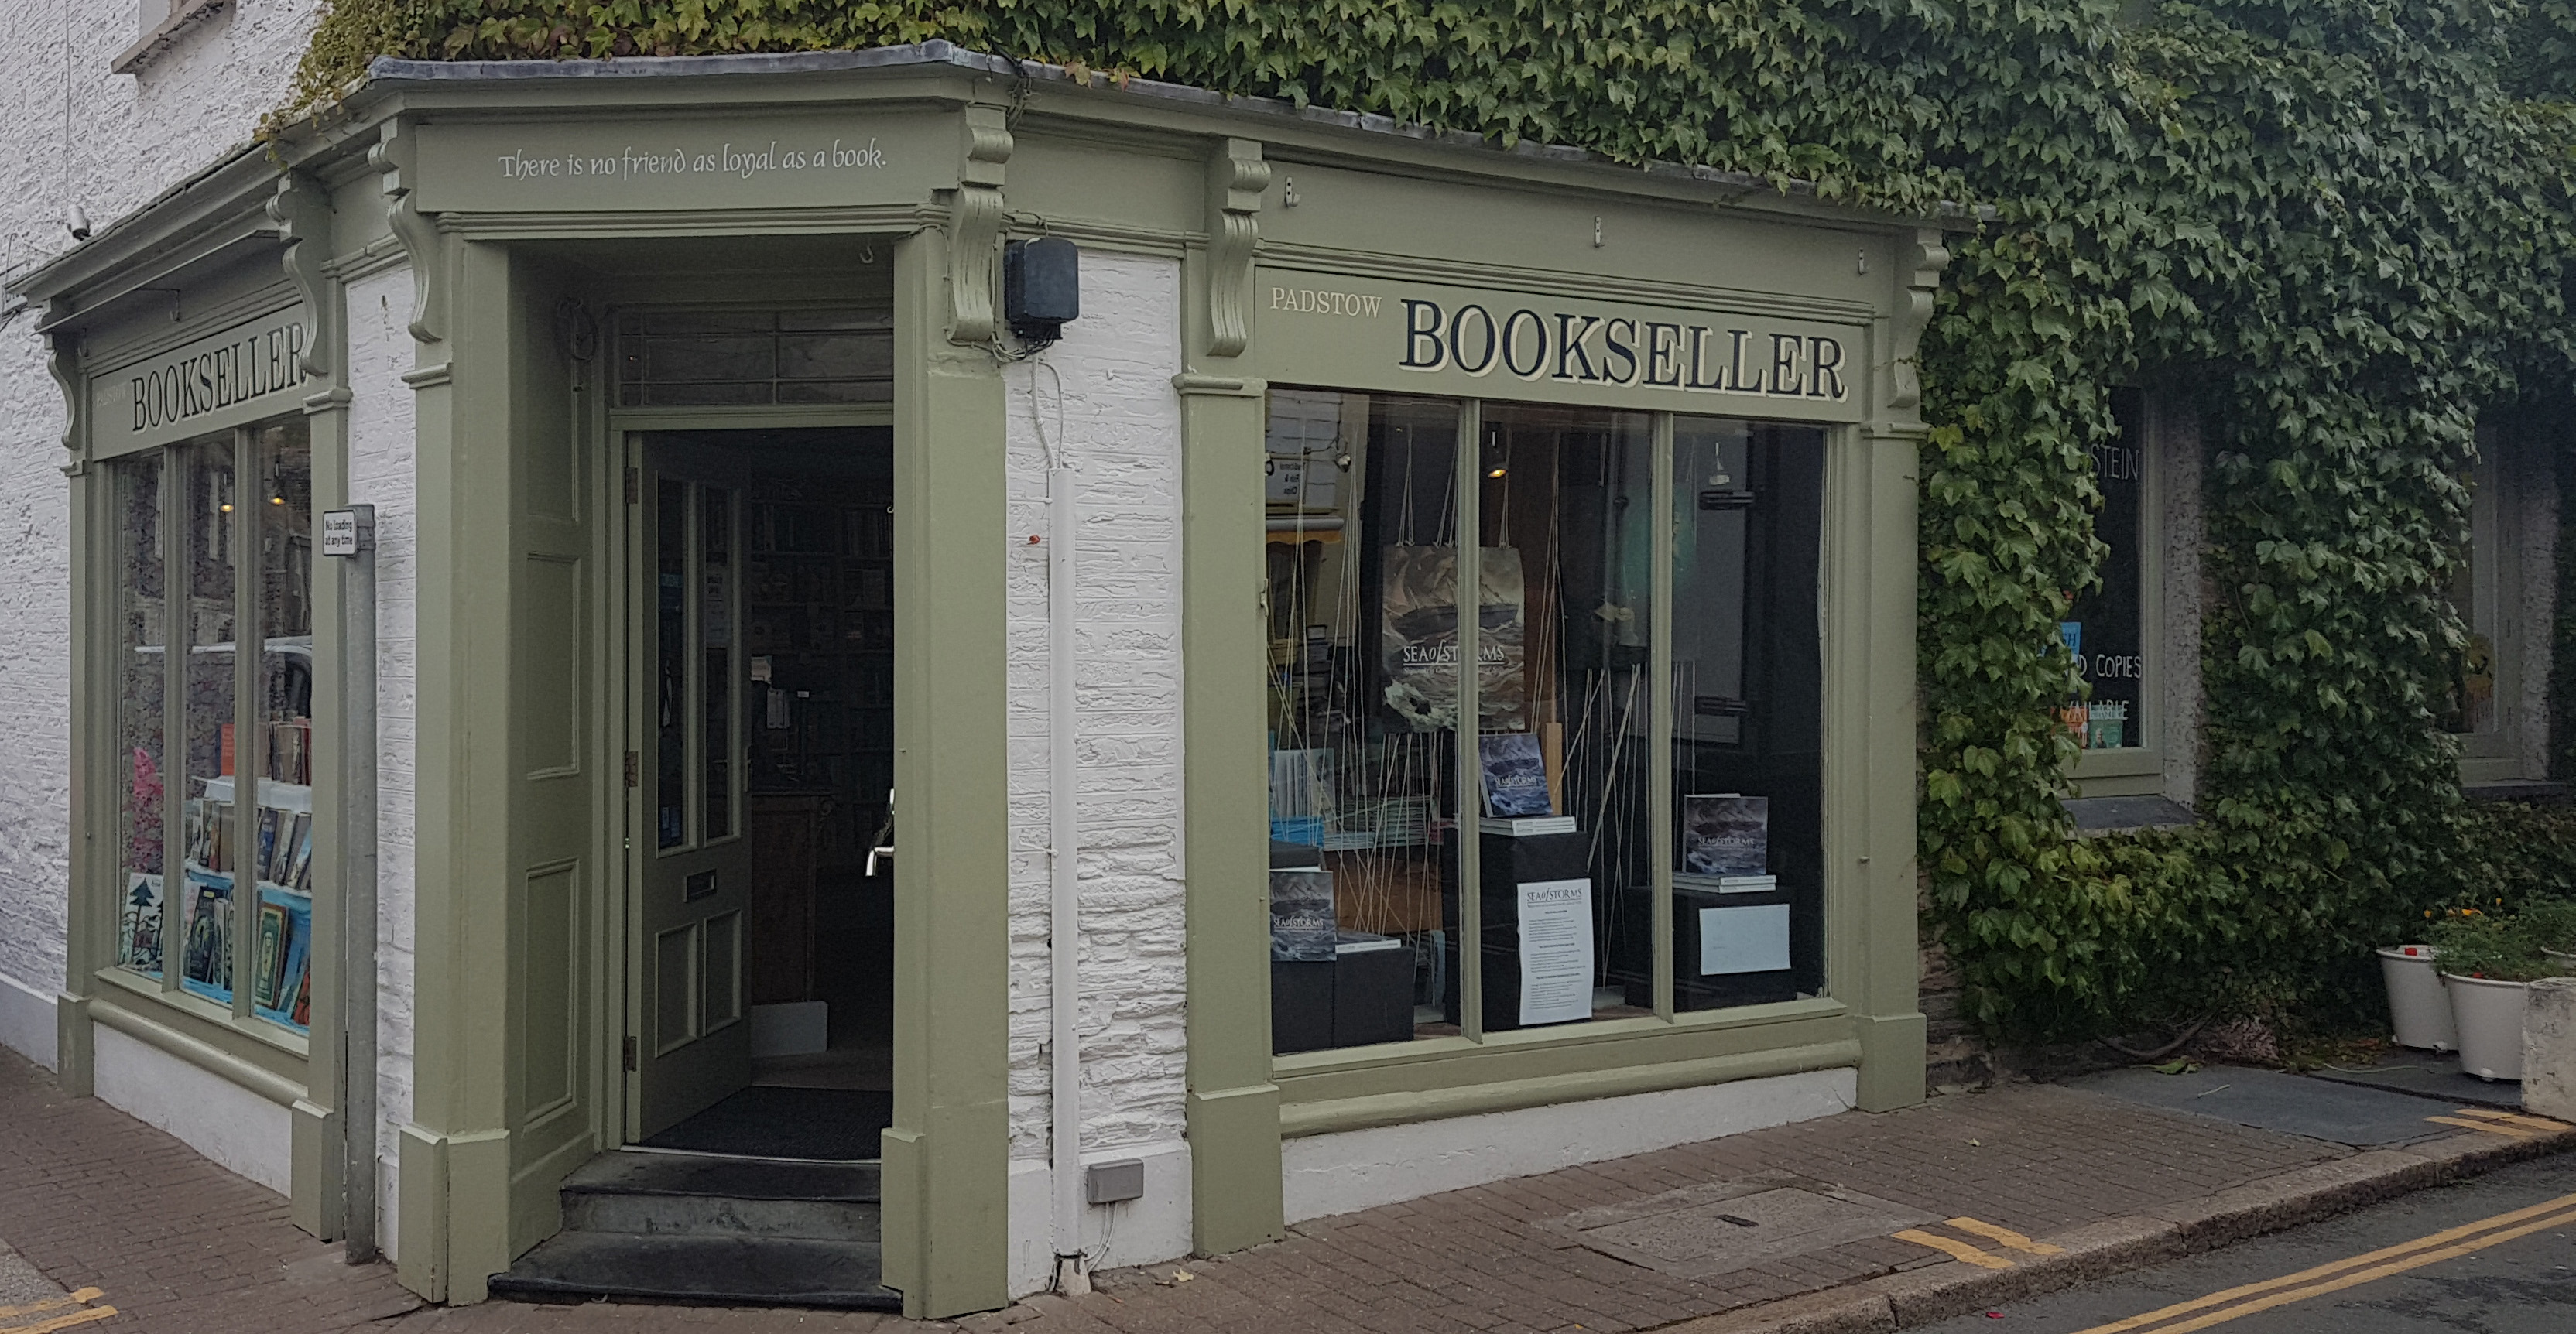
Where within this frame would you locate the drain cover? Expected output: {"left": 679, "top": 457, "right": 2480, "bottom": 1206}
{"left": 1544, "top": 1173, "right": 1935, "bottom": 1279}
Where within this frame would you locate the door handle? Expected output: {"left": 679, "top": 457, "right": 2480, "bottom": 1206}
{"left": 865, "top": 788, "right": 894, "bottom": 879}
{"left": 866, "top": 844, "right": 895, "bottom": 877}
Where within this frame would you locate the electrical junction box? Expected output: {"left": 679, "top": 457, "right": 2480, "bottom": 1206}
{"left": 1005, "top": 236, "right": 1081, "bottom": 342}
{"left": 1084, "top": 1158, "right": 1145, "bottom": 1205}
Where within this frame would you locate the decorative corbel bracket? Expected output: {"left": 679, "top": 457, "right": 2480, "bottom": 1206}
{"left": 267, "top": 172, "right": 338, "bottom": 381}
{"left": 1881, "top": 227, "right": 1951, "bottom": 418}
{"left": 948, "top": 104, "right": 1013, "bottom": 346}
{"left": 46, "top": 327, "right": 86, "bottom": 469}
{"left": 1205, "top": 139, "right": 1270, "bottom": 358}
{"left": 369, "top": 118, "right": 445, "bottom": 344}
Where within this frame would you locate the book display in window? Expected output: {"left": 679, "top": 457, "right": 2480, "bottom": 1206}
{"left": 121, "top": 874, "right": 164, "bottom": 977}
{"left": 253, "top": 886, "right": 313, "bottom": 1030}
{"left": 180, "top": 870, "right": 234, "bottom": 1004}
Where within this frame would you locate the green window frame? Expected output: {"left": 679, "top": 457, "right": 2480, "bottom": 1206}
{"left": 101, "top": 414, "right": 319, "bottom": 1042}
{"left": 1261, "top": 389, "right": 1831, "bottom": 1055}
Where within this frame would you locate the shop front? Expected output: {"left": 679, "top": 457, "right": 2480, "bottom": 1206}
{"left": 12, "top": 44, "right": 1943, "bottom": 1319}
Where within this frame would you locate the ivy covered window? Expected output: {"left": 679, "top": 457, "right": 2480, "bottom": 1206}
{"left": 108, "top": 417, "right": 317, "bottom": 1036}
{"left": 2061, "top": 388, "right": 2148, "bottom": 752}
{"left": 1263, "top": 391, "right": 1827, "bottom": 1055}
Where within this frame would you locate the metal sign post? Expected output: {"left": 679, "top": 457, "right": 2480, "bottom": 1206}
{"left": 321, "top": 505, "right": 379, "bottom": 1263}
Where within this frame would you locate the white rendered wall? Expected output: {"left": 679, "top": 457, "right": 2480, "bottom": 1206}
{"left": 93, "top": 1023, "right": 293, "bottom": 1194}
{"left": 345, "top": 265, "right": 420, "bottom": 1260}
{"left": 1000, "top": 251, "right": 1192, "bottom": 1293}
{"left": 1281, "top": 1069, "right": 1859, "bottom": 1224}
{"left": 0, "top": 2, "right": 325, "bottom": 1064}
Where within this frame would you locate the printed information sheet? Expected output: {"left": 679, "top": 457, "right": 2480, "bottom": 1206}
{"left": 1518, "top": 877, "right": 1595, "bottom": 1024}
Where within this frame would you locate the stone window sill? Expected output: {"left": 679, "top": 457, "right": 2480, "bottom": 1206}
{"left": 113, "top": 1, "right": 226, "bottom": 77}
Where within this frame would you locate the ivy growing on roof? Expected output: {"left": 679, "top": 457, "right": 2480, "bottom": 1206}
{"left": 288, "top": 0, "right": 2576, "bottom": 1040}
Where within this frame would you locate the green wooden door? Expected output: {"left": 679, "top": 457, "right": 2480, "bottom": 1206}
{"left": 632, "top": 439, "right": 758, "bottom": 1137}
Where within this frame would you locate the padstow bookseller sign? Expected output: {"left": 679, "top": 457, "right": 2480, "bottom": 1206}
{"left": 92, "top": 306, "right": 310, "bottom": 456}
{"left": 1257, "top": 269, "right": 1867, "bottom": 422}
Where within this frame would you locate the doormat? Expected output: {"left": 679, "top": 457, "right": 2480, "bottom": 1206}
{"left": 1540, "top": 1172, "right": 1935, "bottom": 1280}
{"left": 2064, "top": 1065, "right": 2455, "bottom": 1147}
{"left": 641, "top": 1086, "right": 894, "bottom": 1161}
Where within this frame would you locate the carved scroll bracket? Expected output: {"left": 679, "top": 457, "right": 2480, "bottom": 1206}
{"left": 1879, "top": 227, "right": 1952, "bottom": 419}
{"left": 368, "top": 118, "right": 445, "bottom": 345}
{"left": 267, "top": 172, "right": 339, "bottom": 381}
{"left": 46, "top": 327, "right": 85, "bottom": 465}
{"left": 1204, "top": 139, "right": 1270, "bottom": 358}
{"left": 948, "top": 104, "right": 1013, "bottom": 346}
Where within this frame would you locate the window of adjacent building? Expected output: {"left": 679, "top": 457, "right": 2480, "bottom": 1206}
{"left": 2444, "top": 426, "right": 2527, "bottom": 782}
{"left": 108, "top": 417, "right": 317, "bottom": 1036}
{"left": 1263, "top": 391, "right": 1827, "bottom": 1055}
{"left": 2061, "top": 388, "right": 2149, "bottom": 753}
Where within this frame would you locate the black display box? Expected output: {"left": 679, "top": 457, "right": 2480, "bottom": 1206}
{"left": 1609, "top": 879, "right": 1800, "bottom": 1010}
{"left": 1271, "top": 932, "right": 1415, "bottom": 1054}
{"left": 1440, "top": 829, "right": 1593, "bottom": 1033}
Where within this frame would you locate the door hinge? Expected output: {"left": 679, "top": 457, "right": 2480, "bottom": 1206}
{"left": 625, "top": 751, "right": 639, "bottom": 788}
{"left": 623, "top": 1035, "right": 639, "bottom": 1072}
{"left": 625, "top": 467, "right": 639, "bottom": 505}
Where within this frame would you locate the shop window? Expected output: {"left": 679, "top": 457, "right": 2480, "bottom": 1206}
{"left": 106, "top": 418, "right": 317, "bottom": 1035}
{"left": 2061, "top": 389, "right": 2149, "bottom": 753}
{"left": 615, "top": 309, "right": 892, "bottom": 408}
{"left": 1264, "top": 391, "right": 1827, "bottom": 1054}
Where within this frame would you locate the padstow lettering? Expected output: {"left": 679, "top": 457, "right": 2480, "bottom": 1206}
{"left": 1399, "top": 297, "right": 1848, "bottom": 401}
{"left": 128, "top": 321, "right": 307, "bottom": 434}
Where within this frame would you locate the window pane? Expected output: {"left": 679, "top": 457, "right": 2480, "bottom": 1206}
{"left": 1470, "top": 405, "right": 1657, "bottom": 1032}
{"left": 252, "top": 420, "right": 315, "bottom": 1031}
{"left": 180, "top": 436, "right": 237, "bottom": 1005}
{"left": 114, "top": 453, "right": 166, "bottom": 979}
{"left": 2064, "top": 391, "right": 2146, "bottom": 748}
{"left": 1266, "top": 391, "right": 1461, "bottom": 1052}
{"left": 614, "top": 308, "right": 894, "bottom": 409}
{"left": 704, "top": 486, "right": 735, "bottom": 841}
{"left": 2444, "top": 448, "right": 2497, "bottom": 736}
{"left": 659, "top": 479, "right": 689, "bottom": 848}
{"left": 1671, "top": 418, "right": 1825, "bottom": 1011}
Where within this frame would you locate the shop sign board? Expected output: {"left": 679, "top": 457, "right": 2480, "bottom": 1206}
{"left": 413, "top": 112, "right": 960, "bottom": 213}
{"left": 91, "top": 306, "right": 310, "bottom": 456}
{"left": 1255, "top": 266, "right": 1868, "bottom": 422}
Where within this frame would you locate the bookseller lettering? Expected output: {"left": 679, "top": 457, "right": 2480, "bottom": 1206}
{"left": 129, "top": 322, "right": 307, "bottom": 433}
{"left": 1399, "top": 299, "right": 1847, "bottom": 400}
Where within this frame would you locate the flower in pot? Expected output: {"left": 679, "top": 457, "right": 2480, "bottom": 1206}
{"left": 2428, "top": 912, "right": 2571, "bottom": 1082}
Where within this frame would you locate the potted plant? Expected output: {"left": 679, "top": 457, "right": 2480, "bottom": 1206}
{"left": 2376, "top": 939, "right": 2456, "bottom": 1052}
{"left": 2526, "top": 899, "right": 2576, "bottom": 966}
{"left": 2429, "top": 912, "right": 2569, "bottom": 1082}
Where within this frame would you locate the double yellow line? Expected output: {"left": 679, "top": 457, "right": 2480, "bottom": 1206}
{"left": 2072, "top": 1189, "right": 2576, "bottom": 1334}
{"left": 0, "top": 1288, "right": 115, "bottom": 1334}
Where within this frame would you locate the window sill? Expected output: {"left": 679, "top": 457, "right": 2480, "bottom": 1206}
{"left": 91, "top": 964, "right": 311, "bottom": 1062}
{"left": 1273, "top": 995, "right": 1855, "bottom": 1136}
{"left": 112, "top": 2, "right": 226, "bottom": 77}
{"left": 2061, "top": 793, "right": 2194, "bottom": 835}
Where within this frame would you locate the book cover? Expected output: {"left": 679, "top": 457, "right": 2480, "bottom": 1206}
{"left": 1377, "top": 546, "right": 1528, "bottom": 733}
{"left": 283, "top": 812, "right": 314, "bottom": 891}
{"left": 253, "top": 887, "right": 313, "bottom": 1031}
{"left": 255, "top": 808, "right": 281, "bottom": 884}
{"left": 119, "top": 874, "right": 164, "bottom": 976}
{"left": 1681, "top": 795, "right": 1769, "bottom": 877}
{"left": 179, "top": 871, "right": 234, "bottom": 1004}
{"left": 1269, "top": 870, "right": 1337, "bottom": 962}
{"left": 1479, "top": 733, "right": 1554, "bottom": 819}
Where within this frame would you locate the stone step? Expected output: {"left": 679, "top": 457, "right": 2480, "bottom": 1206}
{"left": 488, "top": 1232, "right": 900, "bottom": 1310}
{"left": 560, "top": 1151, "right": 881, "bottom": 1242}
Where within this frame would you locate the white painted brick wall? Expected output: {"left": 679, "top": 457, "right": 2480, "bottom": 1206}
{"left": 1001, "top": 252, "right": 1190, "bottom": 1167}
{"left": 344, "top": 265, "right": 418, "bottom": 1254}
{"left": 0, "top": 2, "right": 322, "bottom": 1029}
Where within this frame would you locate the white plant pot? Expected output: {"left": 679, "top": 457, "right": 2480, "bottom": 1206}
{"left": 2444, "top": 973, "right": 2529, "bottom": 1082}
{"left": 2378, "top": 946, "right": 2456, "bottom": 1052}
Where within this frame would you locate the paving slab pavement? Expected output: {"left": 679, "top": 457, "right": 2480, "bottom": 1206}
{"left": 3, "top": 1042, "right": 2567, "bottom": 1334}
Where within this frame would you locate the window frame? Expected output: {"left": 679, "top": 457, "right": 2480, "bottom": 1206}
{"left": 1264, "top": 388, "right": 1834, "bottom": 1056}
{"left": 94, "top": 414, "right": 317, "bottom": 1054}
{"left": 2068, "top": 392, "right": 2172, "bottom": 797}
{"left": 2453, "top": 423, "right": 2536, "bottom": 784}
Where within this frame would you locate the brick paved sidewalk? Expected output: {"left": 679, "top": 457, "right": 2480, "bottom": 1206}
{"left": 3, "top": 1042, "right": 2556, "bottom": 1334}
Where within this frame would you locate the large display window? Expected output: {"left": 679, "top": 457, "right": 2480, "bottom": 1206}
{"left": 1263, "top": 390, "right": 1828, "bottom": 1053}
{"left": 107, "top": 416, "right": 317, "bottom": 1038}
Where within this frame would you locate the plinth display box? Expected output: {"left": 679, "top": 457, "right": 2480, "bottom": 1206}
{"left": 1271, "top": 932, "right": 1415, "bottom": 1053}
{"left": 1609, "top": 878, "right": 1802, "bottom": 1011}
{"left": 1439, "top": 829, "right": 1592, "bottom": 1033}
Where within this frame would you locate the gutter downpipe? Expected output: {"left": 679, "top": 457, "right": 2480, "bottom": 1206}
{"left": 334, "top": 505, "right": 381, "bottom": 1264}
{"left": 1041, "top": 362, "right": 1089, "bottom": 1294}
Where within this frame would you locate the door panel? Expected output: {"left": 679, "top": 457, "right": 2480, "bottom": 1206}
{"left": 633, "top": 442, "right": 757, "bottom": 1137}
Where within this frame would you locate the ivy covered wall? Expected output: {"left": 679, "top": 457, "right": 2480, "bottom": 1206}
{"left": 293, "top": 0, "right": 2576, "bottom": 1043}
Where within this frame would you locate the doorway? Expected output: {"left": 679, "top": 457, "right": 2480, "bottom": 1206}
{"left": 629, "top": 426, "right": 896, "bottom": 1161}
